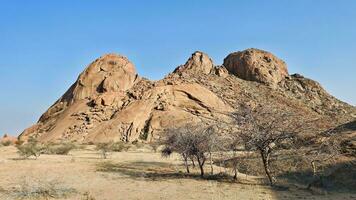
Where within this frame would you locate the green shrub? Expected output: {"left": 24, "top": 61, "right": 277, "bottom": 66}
{"left": 95, "top": 141, "right": 131, "bottom": 159}
{"left": 110, "top": 142, "right": 130, "bottom": 152}
{"left": 43, "top": 142, "right": 76, "bottom": 155}
{"left": 16, "top": 141, "right": 43, "bottom": 159}
{"left": 1, "top": 140, "right": 12, "bottom": 146}
{"left": 132, "top": 140, "right": 145, "bottom": 149}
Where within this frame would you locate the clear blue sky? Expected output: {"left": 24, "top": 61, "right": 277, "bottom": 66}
{"left": 1, "top": 0, "right": 355, "bottom": 136}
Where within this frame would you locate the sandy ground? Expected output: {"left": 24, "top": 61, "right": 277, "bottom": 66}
{"left": 0, "top": 146, "right": 354, "bottom": 200}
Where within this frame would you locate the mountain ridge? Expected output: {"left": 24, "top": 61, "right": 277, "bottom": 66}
{"left": 19, "top": 48, "right": 356, "bottom": 143}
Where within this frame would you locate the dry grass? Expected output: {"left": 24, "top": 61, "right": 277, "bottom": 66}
{"left": 0, "top": 146, "right": 354, "bottom": 200}
{"left": 81, "top": 192, "right": 96, "bottom": 200}
{"left": 6, "top": 177, "right": 76, "bottom": 199}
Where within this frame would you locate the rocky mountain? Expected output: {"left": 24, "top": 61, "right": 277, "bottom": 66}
{"left": 19, "top": 48, "right": 356, "bottom": 143}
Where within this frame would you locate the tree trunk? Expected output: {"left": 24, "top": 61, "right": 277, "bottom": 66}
{"left": 311, "top": 161, "right": 316, "bottom": 176}
{"left": 185, "top": 161, "right": 190, "bottom": 174}
{"left": 232, "top": 151, "right": 238, "bottom": 180}
{"left": 197, "top": 156, "right": 205, "bottom": 177}
{"left": 102, "top": 150, "right": 107, "bottom": 159}
{"left": 183, "top": 154, "right": 190, "bottom": 174}
{"left": 233, "top": 165, "right": 237, "bottom": 180}
{"left": 191, "top": 157, "right": 195, "bottom": 168}
{"left": 210, "top": 152, "right": 213, "bottom": 175}
{"left": 260, "top": 150, "right": 274, "bottom": 185}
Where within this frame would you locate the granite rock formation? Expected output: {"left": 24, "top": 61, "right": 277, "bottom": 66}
{"left": 19, "top": 49, "right": 356, "bottom": 143}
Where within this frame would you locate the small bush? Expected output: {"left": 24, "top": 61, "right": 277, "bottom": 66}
{"left": 1, "top": 140, "right": 12, "bottom": 146}
{"left": 11, "top": 177, "right": 76, "bottom": 199}
{"left": 132, "top": 140, "right": 145, "bottom": 149}
{"left": 96, "top": 141, "right": 131, "bottom": 158}
{"left": 43, "top": 142, "right": 76, "bottom": 155}
{"left": 82, "top": 192, "right": 96, "bottom": 200}
{"left": 16, "top": 142, "right": 43, "bottom": 159}
{"left": 110, "top": 142, "right": 130, "bottom": 152}
{"left": 150, "top": 142, "right": 160, "bottom": 152}
{"left": 95, "top": 143, "right": 113, "bottom": 159}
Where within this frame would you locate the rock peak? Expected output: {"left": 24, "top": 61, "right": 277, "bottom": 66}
{"left": 223, "top": 48, "right": 288, "bottom": 86}
{"left": 98, "top": 53, "right": 129, "bottom": 61}
{"left": 19, "top": 49, "right": 356, "bottom": 144}
{"left": 173, "top": 51, "right": 214, "bottom": 75}
{"left": 62, "top": 53, "right": 138, "bottom": 103}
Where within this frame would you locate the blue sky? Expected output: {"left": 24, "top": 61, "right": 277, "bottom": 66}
{"left": 1, "top": 0, "right": 355, "bottom": 135}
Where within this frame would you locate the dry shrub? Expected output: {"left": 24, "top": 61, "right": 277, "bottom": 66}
{"left": 96, "top": 142, "right": 131, "bottom": 159}
{"left": 10, "top": 177, "right": 76, "bottom": 199}
{"left": 150, "top": 142, "right": 160, "bottom": 152}
{"left": 1, "top": 140, "right": 12, "bottom": 146}
{"left": 131, "top": 140, "right": 145, "bottom": 149}
{"left": 43, "top": 142, "right": 76, "bottom": 155}
{"left": 16, "top": 139, "right": 43, "bottom": 159}
{"left": 95, "top": 143, "right": 112, "bottom": 159}
{"left": 82, "top": 192, "right": 96, "bottom": 200}
{"left": 110, "top": 141, "right": 131, "bottom": 152}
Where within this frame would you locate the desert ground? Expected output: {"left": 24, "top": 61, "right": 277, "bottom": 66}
{"left": 0, "top": 145, "right": 354, "bottom": 200}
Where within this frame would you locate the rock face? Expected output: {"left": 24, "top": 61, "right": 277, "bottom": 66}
{"left": 64, "top": 53, "right": 137, "bottom": 102}
{"left": 20, "top": 52, "right": 232, "bottom": 143}
{"left": 19, "top": 49, "right": 356, "bottom": 143}
{"left": 174, "top": 51, "right": 214, "bottom": 75}
{"left": 38, "top": 54, "right": 138, "bottom": 123}
{"left": 223, "top": 48, "right": 289, "bottom": 86}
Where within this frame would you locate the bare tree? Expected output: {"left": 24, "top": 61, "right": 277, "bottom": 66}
{"left": 161, "top": 125, "right": 219, "bottom": 177}
{"left": 95, "top": 142, "right": 113, "bottom": 159}
{"left": 149, "top": 141, "right": 160, "bottom": 153}
{"left": 161, "top": 127, "right": 192, "bottom": 174}
{"left": 225, "top": 133, "right": 242, "bottom": 180}
{"left": 290, "top": 125, "right": 343, "bottom": 190}
{"left": 206, "top": 126, "right": 221, "bottom": 175}
{"left": 233, "top": 105, "right": 305, "bottom": 185}
{"left": 304, "top": 134, "right": 341, "bottom": 177}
